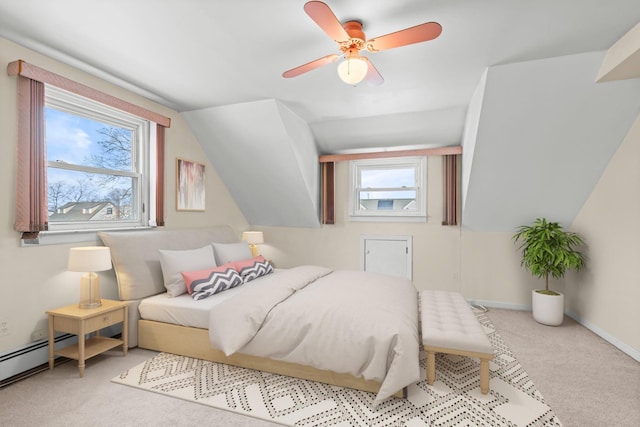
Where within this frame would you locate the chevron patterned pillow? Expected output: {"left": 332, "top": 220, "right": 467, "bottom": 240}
{"left": 233, "top": 255, "right": 273, "bottom": 283}
{"left": 181, "top": 263, "right": 243, "bottom": 300}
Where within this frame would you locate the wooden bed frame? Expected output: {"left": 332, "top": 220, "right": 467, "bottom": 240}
{"left": 97, "top": 227, "right": 406, "bottom": 399}
{"left": 138, "top": 319, "right": 404, "bottom": 398}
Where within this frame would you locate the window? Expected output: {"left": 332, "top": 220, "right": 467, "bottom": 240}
{"left": 9, "top": 59, "right": 169, "bottom": 243}
{"left": 349, "top": 157, "right": 427, "bottom": 221}
{"left": 45, "top": 86, "right": 151, "bottom": 232}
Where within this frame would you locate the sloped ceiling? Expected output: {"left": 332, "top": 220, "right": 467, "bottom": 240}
{"left": 1, "top": 1, "right": 640, "bottom": 229}
{"left": 310, "top": 107, "right": 467, "bottom": 153}
{"left": 462, "top": 51, "right": 640, "bottom": 232}
{"left": 183, "top": 99, "right": 321, "bottom": 228}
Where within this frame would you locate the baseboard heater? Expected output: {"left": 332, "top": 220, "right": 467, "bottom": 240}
{"left": 0, "top": 333, "right": 76, "bottom": 386}
{"left": 0, "top": 324, "right": 122, "bottom": 386}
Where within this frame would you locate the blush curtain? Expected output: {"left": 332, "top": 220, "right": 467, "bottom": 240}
{"left": 14, "top": 76, "right": 48, "bottom": 239}
{"left": 8, "top": 60, "right": 170, "bottom": 236}
{"left": 155, "top": 124, "right": 166, "bottom": 227}
{"left": 442, "top": 154, "right": 458, "bottom": 226}
{"left": 321, "top": 162, "right": 335, "bottom": 225}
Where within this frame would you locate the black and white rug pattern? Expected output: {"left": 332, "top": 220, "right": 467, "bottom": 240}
{"left": 112, "top": 312, "right": 562, "bottom": 426}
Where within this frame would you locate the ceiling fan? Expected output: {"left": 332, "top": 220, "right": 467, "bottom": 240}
{"left": 282, "top": 1, "right": 442, "bottom": 86}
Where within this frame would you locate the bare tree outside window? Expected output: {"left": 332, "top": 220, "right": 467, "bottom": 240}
{"left": 44, "top": 88, "right": 147, "bottom": 229}
{"left": 40, "top": 85, "right": 150, "bottom": 233}
{"left": 91, "top": 127, "right": 132, "bottom": 171}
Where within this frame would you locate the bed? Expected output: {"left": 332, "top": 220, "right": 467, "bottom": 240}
{"left": 98, "top": 226, "right": 420, "bottom": 403}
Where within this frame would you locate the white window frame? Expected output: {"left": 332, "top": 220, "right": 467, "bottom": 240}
{"left": 349, "top": 156, "right": 427, "bottom": 222}
{"left": 43, "top": 86, "right": 151, "bottom": 234}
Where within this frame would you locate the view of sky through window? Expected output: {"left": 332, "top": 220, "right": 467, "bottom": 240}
{"left": 45, "top": 106, "right": 136, "bottom": 220}
{"left": 360, "top": 167, "right": 416, "bottom": 200}
{"left": 46, "top": 107, "right": 101, "bottom": 165}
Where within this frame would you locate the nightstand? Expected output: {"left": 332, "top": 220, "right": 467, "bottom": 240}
{"left": 47, "top": 299, "right": 128, "bottom": 377}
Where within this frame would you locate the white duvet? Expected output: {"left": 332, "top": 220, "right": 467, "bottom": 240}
{"left": 208, "top": 265, "right": 420, "bottom": 404}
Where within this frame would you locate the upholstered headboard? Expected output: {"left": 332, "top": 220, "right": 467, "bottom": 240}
{"left": 97, "top": 225, "right": 239, "bottom": 346}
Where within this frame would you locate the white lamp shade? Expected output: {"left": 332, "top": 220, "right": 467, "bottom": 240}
{"left": 242, "top": 231, "right": 264, "bottom": 245}
{"left": 68, "top": 247, "right": 112, "bottom": 272}
{"left": 337, "top": 57, "right": 368, "bottom": 85}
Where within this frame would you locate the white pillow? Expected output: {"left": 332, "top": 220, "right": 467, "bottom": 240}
{"left": 211, "top": 241, "right": 252, "bottom": 265}
{"left": 158, "top": 245, "right": 217, "bottom": 297}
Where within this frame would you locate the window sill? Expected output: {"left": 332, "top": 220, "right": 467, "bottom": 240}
{"left": 348, "top": 215, "right": 427, "bottom": 223}
{"left": 20, "top": 226, "right": 155, "bottom": 247}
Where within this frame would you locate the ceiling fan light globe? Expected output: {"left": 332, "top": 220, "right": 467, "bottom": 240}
{"left": 337, "top": 57, "right": 368, "bottom": 85}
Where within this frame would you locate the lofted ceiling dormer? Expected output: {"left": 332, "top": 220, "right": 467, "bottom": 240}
{"left": 462, "top": 51, "right": 640, "bottom": 232}
{"left": 183, "top": 99, "right": 321, "bottom": 228}
{"left": 1, "top": 1, "right": 639, "bottom": 230}
{"left": 182, "top": 49, "right": 640, "bottom": 231}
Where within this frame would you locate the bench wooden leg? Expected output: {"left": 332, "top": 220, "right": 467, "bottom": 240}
{"left": 479, "top": 357, "right": 490, "bottom": 394}
{"left": 426, "top": 350, "right": 436, "bottom": 385}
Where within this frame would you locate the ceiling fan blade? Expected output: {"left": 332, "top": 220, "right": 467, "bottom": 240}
{"left": 282, "top": 54, "right": 340, "bottom": 78}
{"left": 303, "top": 1, "right": 350, "bottom": 42}
{"left": 362, "top": 58, "right": 384, "bottom": 86}
{"left": 367, "top": 22, "right": 442, "bottom": 52}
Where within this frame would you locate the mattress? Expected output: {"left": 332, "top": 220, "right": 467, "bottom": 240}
{"left": 138, "top": 272, "right": 270, "bottom": 328}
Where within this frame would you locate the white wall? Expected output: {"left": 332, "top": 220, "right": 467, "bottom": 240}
{"left": 565, "top": 114, "right": 640, "bottom": 358}
{"left": 255, "top": 156, "right": 539, "bottom": 306}
{"left": 455, "top": 120, "right": 640, "bottom": 359}
{"left": 459, "top": 230, "right": 539, "bottom": 307}
{"left": 0, "top": 37, "right": 248, "bottom": 354}
{"left": 256, "top": 157, "right": 463, "bottom": 293}
{"left": 256, "top": 145, "right": 640, "bottom": 361}
{"left": 2, "top": 36, "right": 637, "bottom": 363}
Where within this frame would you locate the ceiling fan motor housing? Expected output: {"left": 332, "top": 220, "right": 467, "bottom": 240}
{"left": 283, "top": 1, "right": 440, "bottom": 85}
{"left": 339, "top": 21, "right": 366, "bottom": 53}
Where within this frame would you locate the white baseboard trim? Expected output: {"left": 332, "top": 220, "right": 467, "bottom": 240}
{"left": 565, "top": 310, "right": 640, "bottom": 363}
{"left": 468, "top": 299, "right": 531, "bottom": 311}
{"left": 468, "top": 299, "right": 640, "bottom": 362}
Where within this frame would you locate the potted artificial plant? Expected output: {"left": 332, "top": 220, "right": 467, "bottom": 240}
{"left": 513, "top": 218, "right": 586, "bottom": 326}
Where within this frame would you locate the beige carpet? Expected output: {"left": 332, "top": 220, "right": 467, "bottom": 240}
{"left": 112, "top": 311, "right": 561, "bottom": 426}
{"left": 487, "top": 308, "right": 640, "bottom": 427}
{"left": 1, "top": 308, "right": 637, "bottom": 426}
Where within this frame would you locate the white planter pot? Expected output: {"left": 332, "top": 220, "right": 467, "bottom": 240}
{"left": 531, "top": 290, "right": 565, "bottom": 326}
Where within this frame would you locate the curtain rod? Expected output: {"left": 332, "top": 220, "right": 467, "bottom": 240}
{"left": 319, "top": 146, "right": 462, "bottom": 163}
{"left": 7, "top": 59, "right": 171, "bottom": 128}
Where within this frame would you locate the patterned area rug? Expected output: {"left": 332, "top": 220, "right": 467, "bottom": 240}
{"left": 112, "top": 312, "right": 562, "bottom": 426}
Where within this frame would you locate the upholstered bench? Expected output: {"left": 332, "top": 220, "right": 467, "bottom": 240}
{"left": 419, "top": 290, "right": 494, "bottom": 394}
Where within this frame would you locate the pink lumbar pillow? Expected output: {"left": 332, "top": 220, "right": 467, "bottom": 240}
{"left": 181, "top": 263, "right": 243, "bottom": 300}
